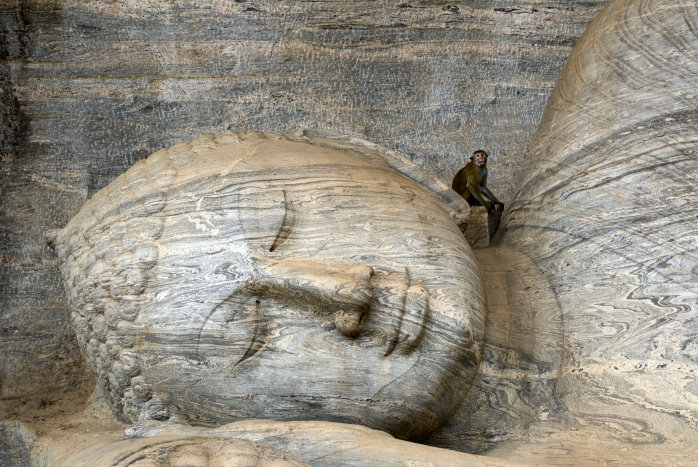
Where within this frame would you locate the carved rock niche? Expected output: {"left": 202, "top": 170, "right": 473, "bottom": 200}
{"left": 51, "top": 131, "right": 484, "bottom": 440}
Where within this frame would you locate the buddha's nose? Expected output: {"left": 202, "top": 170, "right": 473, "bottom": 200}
{"left": 249, "top": 255, "right": 374, "bottom": 338}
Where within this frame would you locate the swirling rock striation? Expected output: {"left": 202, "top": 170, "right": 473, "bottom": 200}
{"left": 60, "top": 436, "right": 311, "bottom": 467}
{"left": 497, "top": 0, "right": 698, "bottom": 462}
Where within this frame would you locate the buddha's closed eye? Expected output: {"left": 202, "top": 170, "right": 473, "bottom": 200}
{"left": 197, "top": 296, "right": 266, "bottom": 368}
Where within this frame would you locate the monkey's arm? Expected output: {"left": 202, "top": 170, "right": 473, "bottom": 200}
{"left": 481, "top": 186, "right": 502, "bottom": 205}
{"left": 465, "top": 171, "right": 492, "bottom": 207}
{"left": 480, "top": 173, "right": 503, "bottom": 207}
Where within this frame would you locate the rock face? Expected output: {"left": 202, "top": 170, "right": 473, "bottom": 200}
{"left": 3, "top": 0, "right": 697, "bottom": 465}
{"left": 462, "top": 206, "right": 503, "bottom": 249}
{"left": 52, "top": 131, "right": 484, "bottom": 440}
{"left": 59, "top": 420, "right": 523, "bottom": 467}
{"left": 488, "top": 0, "right": 698, "bottom": 462}
{"left": 61, "top": 435, "right": 311, "bottom": 467}
{"left": 0, "top": 0, "right": 608, "bottom": 405}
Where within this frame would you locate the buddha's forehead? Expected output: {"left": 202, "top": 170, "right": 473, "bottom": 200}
{"left": 232, "top": 155, "right": 436, "bottom": 215}
{"left": 233, "top": 145, "right": 415, "bottom": 186}
{"left": 220, "top": 153, "right": 461, "bottom": 258}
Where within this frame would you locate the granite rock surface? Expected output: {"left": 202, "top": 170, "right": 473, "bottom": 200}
{"left": 481, "top": 0, "right": 698, "bottom": 462}
{"left": 57, "top": 420, "right": 526, "bottom": 467}
{"left": 0, "top": 0, "right": 607, "bottom": 401}
{"left": 3, "top": 0, "right": 698, "bottom": 465}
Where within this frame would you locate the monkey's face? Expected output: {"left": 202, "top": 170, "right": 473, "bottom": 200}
{"left": 473, "top": 152, "right": 488, "bottom": 167}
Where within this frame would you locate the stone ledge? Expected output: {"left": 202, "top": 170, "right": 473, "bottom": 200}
{"left": 463, "top": 206, "right": 503, "bottom": 249}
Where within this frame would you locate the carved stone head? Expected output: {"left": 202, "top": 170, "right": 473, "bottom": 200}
{"left": 53, "top": 131, "right": 484, "bottom": 440}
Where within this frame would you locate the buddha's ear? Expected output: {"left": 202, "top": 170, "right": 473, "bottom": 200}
{"left": 292, "top": 129, "right": 470, "bottom": 230}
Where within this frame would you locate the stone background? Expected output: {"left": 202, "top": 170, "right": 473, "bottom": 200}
{"left": 0, "top": 0, "right": 608, "bottom": 428}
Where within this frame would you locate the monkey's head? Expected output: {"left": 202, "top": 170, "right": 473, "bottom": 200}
{"left": 470, "top": 150, "right": 488, "bottom": 167}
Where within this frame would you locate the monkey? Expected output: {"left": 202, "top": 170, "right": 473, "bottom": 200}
{"left": 452, "top": 150, "right": 504, "bottom": 213}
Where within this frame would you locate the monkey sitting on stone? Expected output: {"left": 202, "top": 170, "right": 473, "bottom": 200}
{"left": 452, "top": 150, "right": 504, "bottom": 213}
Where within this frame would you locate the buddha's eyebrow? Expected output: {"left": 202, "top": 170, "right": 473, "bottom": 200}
{"left": 269, "top": 188, "right": 295, "bottom": 253}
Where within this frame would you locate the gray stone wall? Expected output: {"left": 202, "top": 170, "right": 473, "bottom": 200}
{"left": 0, "top": 0, "right": 607, "bottom": 403}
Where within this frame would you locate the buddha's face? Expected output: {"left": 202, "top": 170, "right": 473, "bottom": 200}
{"left": 57, "top": 133, "right": 484, "bottom": 440}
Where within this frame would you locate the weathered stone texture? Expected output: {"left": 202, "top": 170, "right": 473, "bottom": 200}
{"left": 0, "top": 0, "right": 607, "bottom": 402}
{"left": 2, "top": 0, "right": 698, "bottom": 462}
{"left": 61, "top": 420, "right": 525, "bottom": 467}
{"left": 489, "top": 0, "right": 698, "bottom": 462}
{"left": 463, "top": 205, "right": 503, "bottom": 248}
